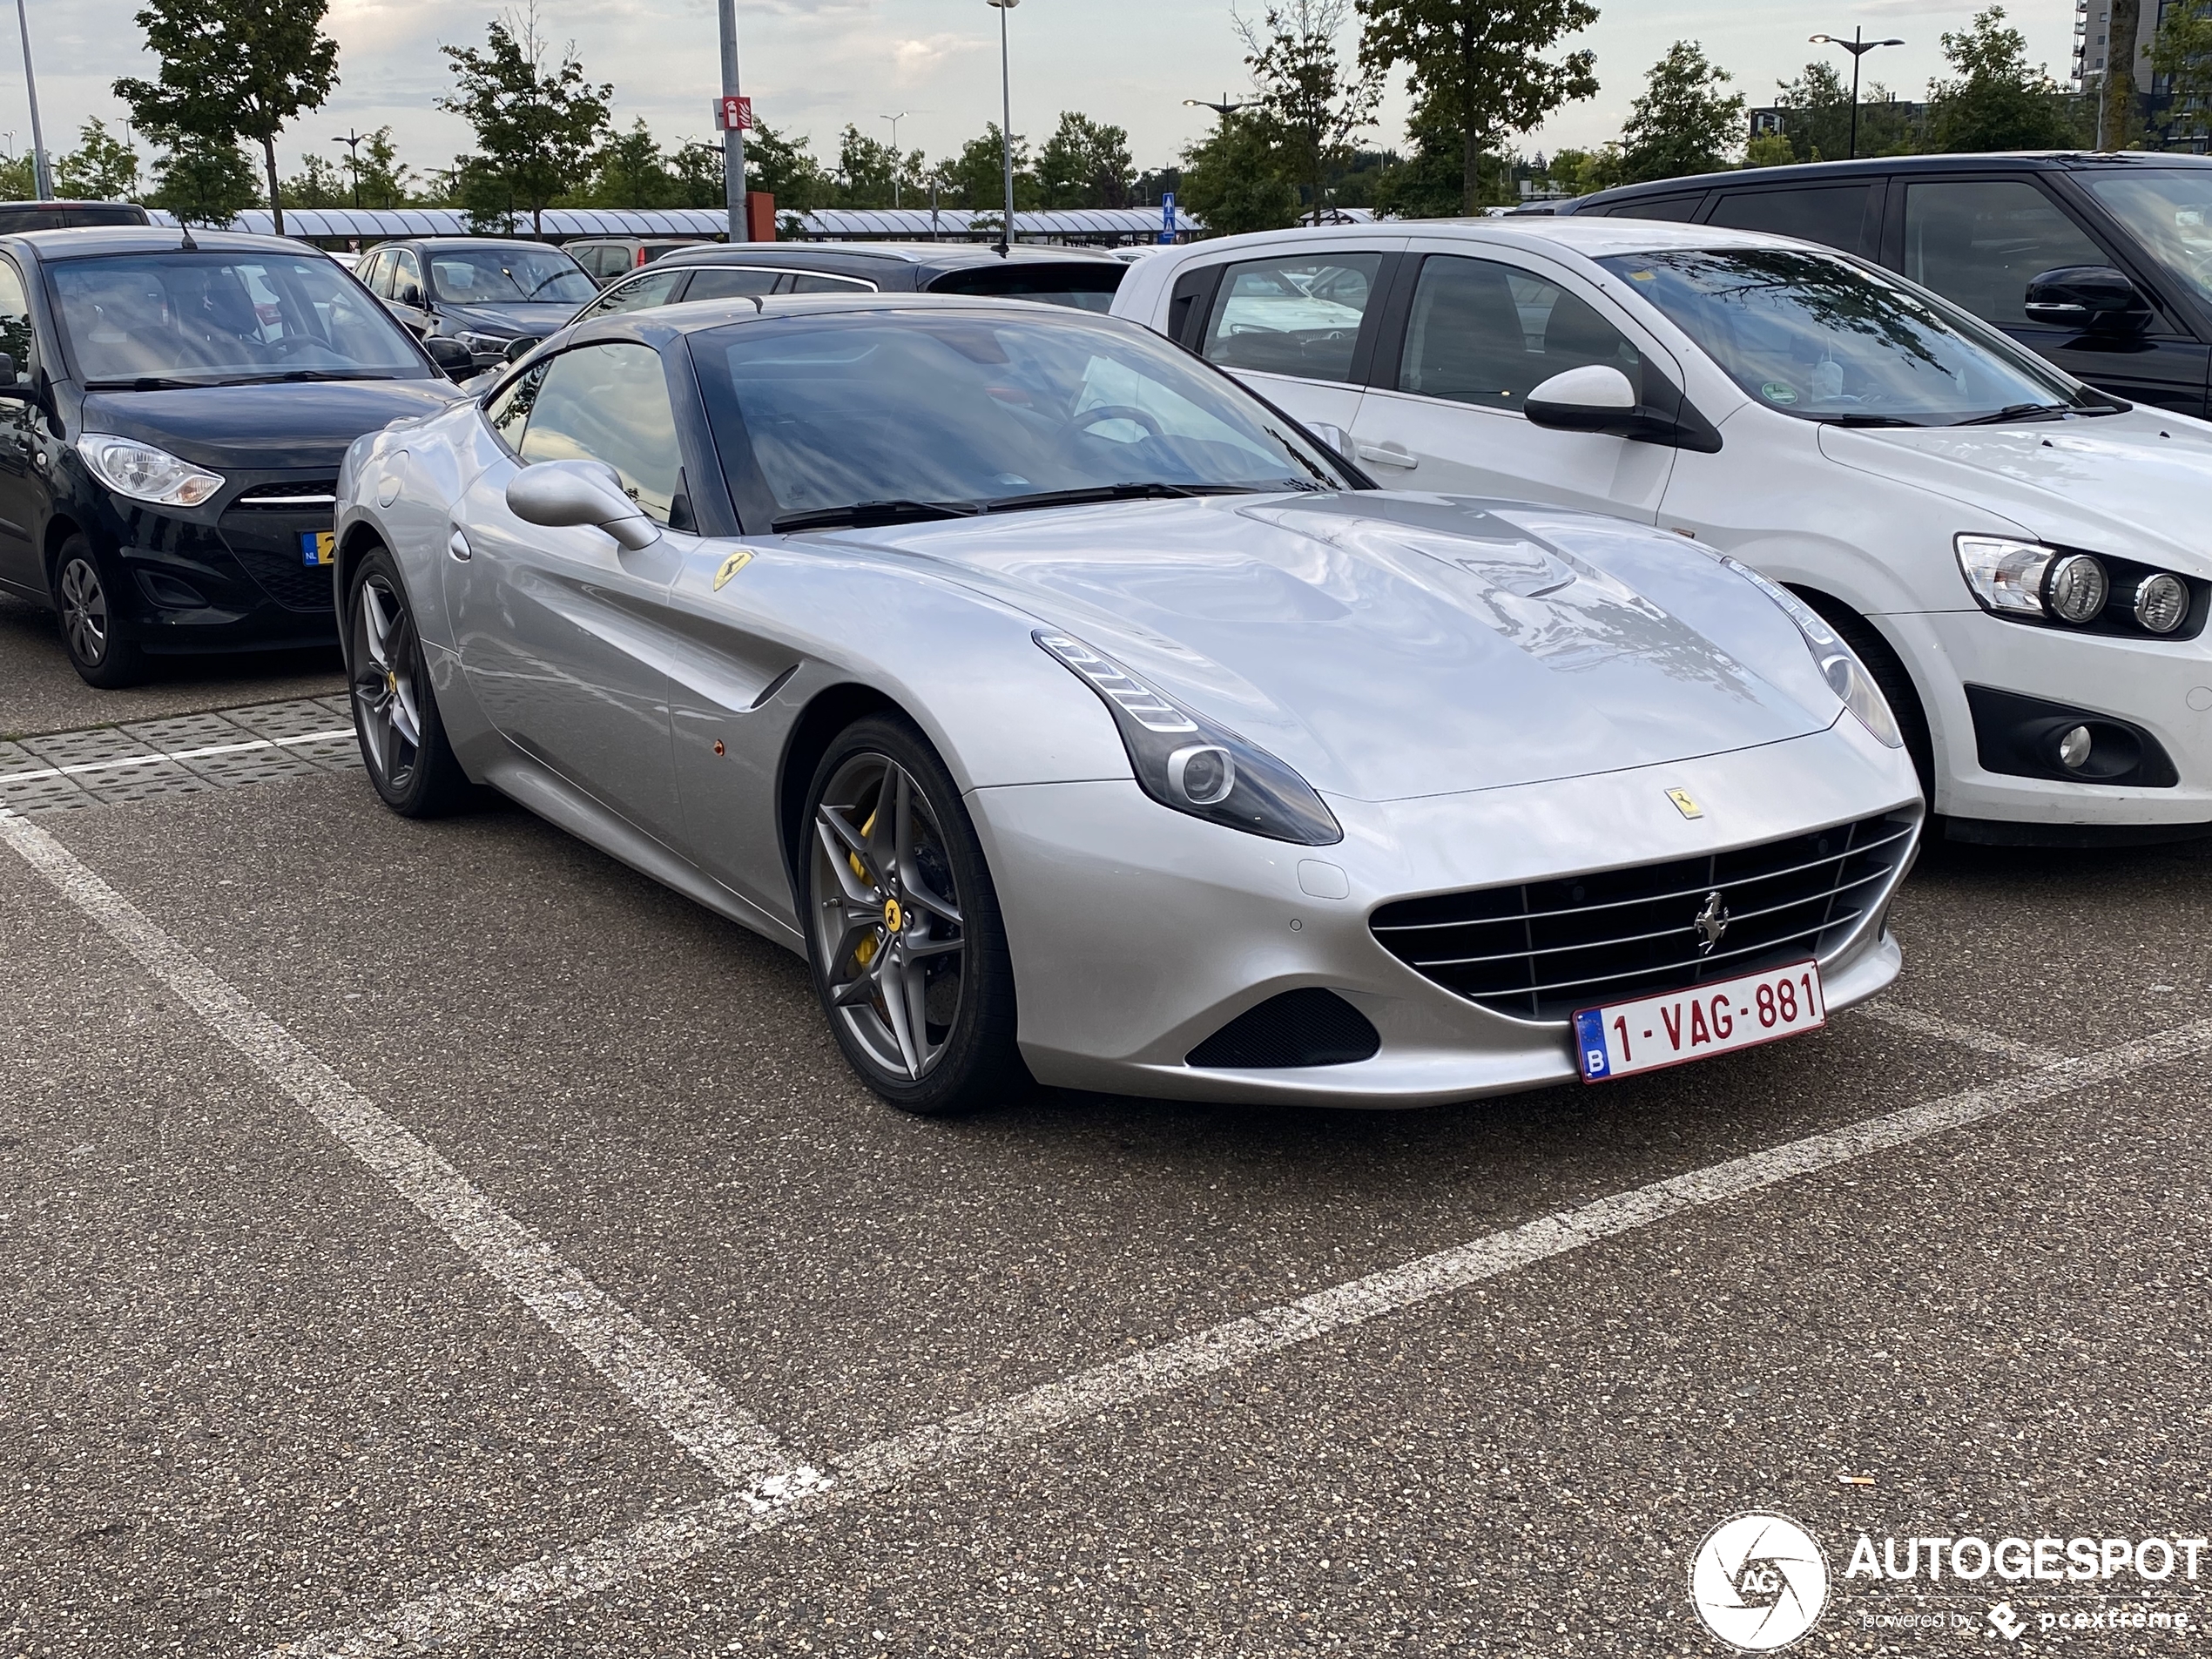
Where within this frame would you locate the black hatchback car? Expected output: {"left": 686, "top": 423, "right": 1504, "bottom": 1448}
{"left": 355, "top": 238, "right": 599, "bottom": 370}
{"left": 1541, "top": 151, "right": 2212, "bottom": 417}
{"left": 0, "top": 226, "right": 462, "bottom": 686}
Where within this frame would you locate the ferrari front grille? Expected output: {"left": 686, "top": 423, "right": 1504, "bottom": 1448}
{"left": 1370, "top": 810, "right": 1919, "bottom": 1022}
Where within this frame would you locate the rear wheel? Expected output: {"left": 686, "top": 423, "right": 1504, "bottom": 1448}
{"left": 54, "top": 535, "right": 146, "bottom": 688}
{"left": 803, "top": 715, "right": 1028, "bottom": 1116}
{"left": 347, "top": 548, "right": 473, "bottom": 817}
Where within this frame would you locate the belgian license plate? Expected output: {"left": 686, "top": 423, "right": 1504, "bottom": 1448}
{"left": 300, "top": 529, "right": 336, "bottom": 567}
{"left": 1573, "top": 960, "right": 1825, "bottom": 1082}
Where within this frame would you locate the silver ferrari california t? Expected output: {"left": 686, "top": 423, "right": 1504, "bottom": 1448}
{"left": 332, "top": 294, "right": 1921, "bottom": 1114}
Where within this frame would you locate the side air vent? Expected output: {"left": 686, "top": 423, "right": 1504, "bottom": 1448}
{"left": 1186, "top": 988, "right": 1381, "bottom": 1069}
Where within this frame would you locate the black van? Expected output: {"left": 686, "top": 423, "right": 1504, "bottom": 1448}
{"left": 0, "top": 200, "right": 151, "bottom": 233}
{"left": 1540, "top": 152, "right": 2212, "bottom": 416}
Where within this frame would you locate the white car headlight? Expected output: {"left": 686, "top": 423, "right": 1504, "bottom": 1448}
{"left": 1954, "top": 534, "right": 2058, "bottom": 617}
{"left": 453, "top": 331, "right": 510, "bottom": 355}
{"left": 77, "top": 434, "right": 225, "bottom": 508}
{"left": 1722, "top": 556, "right": 1904, "bottom": 750}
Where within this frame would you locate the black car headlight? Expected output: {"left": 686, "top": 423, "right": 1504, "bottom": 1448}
{"left": 1035, "top": 631, "right": 1342, "bottom": 845}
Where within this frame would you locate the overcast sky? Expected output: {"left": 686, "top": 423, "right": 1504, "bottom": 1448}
{"left": 16, "top": 0, "right": 2076, "bottom": 185}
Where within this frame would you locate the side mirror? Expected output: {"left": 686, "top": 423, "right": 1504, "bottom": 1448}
{"left": 422, "top": 335, "right": 475, "bottom": 377}
{"left": 505, "top": 458, "right": 660, "bottom": 551}
{"left": 1305, "top": 421, "right": 1351, "bottom": 460}
{"left": 502, "top": 334, "right": 543, "bottom": 364}
{"left": 395, "top": 282, "right": 425, "bottom": 307}
{"left": 0, "top": 351, "right": 20, "bottom": 396}
{"left": 1524, "top": 362, "right": 1723, "bottom": 454}
{"left": 2024, "top": 265, "right": 2151, "bottom": 334}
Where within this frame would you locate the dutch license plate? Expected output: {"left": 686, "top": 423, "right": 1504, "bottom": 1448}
{"left": 1573, "top": 959, "right": 1825, "bottom": 1083}
{"left": 300, "top": 529, "right": 336, "bottom": 567}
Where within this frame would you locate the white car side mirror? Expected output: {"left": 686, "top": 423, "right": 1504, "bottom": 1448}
{"left": 506, "top": 459, "right": 660, "bottom": 550}
{"left": 1525, "top": 364, "right": 1638, "bottom": 417}
{"left": 1306, "top": 421, "right": 1351, "bottom": 459}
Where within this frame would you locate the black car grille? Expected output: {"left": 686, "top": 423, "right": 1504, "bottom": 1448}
{"left": 219, "top": 482, "right": 339, "bottom": 613}
{"left": 1371, "top": 811, "right": 1919, "bottom": 1022}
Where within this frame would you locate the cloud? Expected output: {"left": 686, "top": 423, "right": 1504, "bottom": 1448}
{"left": 890, "top": 33, "right": 986, "bottom": 84}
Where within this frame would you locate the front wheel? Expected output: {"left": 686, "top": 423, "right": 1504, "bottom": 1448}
{"left": 346, "top": 547, "right": 474, "bottom": 817}
{"left": 54, "top": 536, "right": 147, "bottom": 688}
{"left": 804, "top": 715, "right": 1028, "bottom": 1116}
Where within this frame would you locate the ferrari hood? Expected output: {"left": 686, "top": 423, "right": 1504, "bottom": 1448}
{"left": 818, "top": 492, "right": 1838, "bottom": 803}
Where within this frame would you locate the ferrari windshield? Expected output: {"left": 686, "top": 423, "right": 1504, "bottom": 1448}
{"left": 425, "top": 246, "right": 596, "bottom": 306}
{"left": 1599, "top": 246, "right": 2107, "bottom": 424}
{"left": 694, "top": 309, "right": 1353, "bottom": 524}
{"left": 51, "top": 252, "right": 428, "bottom": 385}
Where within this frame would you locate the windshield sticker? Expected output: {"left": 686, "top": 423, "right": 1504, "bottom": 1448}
{"left": 1628, "top": 270, "right": 1656, "bottom": 280}
{"left": 1761, "top": 381, "right": 1800, "bottom": 406}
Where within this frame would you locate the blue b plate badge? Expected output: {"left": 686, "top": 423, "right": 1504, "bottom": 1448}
{"left": 1575, "top": 959, "right": 1824, "bottom": 1082}
{"left": 300, "top": 529, "right": 336, "bottom": 567}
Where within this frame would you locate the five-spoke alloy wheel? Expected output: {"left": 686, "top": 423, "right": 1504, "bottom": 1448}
{"left": 346, "top": 547, "right": 471, "bottom": 817}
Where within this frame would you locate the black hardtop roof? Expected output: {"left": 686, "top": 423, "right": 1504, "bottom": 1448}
{"left": 651, "top": 239, "right": 1124, "bottom": 272}
{"left": 2, "top": 226, "right": 335, "bottom": 260}
{"left": 1572, "top": 149, "right": 2212, "bottom": 212}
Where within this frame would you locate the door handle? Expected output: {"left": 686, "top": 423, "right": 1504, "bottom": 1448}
{"left": 1357, "top": 442, "right": 1418, "bottom": 469}
{"left": 448, "top": 529, "right": 472, "bottom": 562}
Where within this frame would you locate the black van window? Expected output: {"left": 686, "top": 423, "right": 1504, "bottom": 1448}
{"left": 1902, "top": 179, "right": 2110, "bottom": 327}
{"left": 1600, "top": 194, "right": 1703, "bottom": 222}
{"left": 1706, "top": 185, "right": 1873, "bottom": 253}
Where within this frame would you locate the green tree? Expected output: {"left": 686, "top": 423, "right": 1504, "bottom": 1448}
{"left": 438, "top": 8, "right": 611, "bottom": 235}
{"left": 1617, "top": 41, "right": 1744, "bottom": 183}
{"left": 1772, "top": 60, "right": 1851, "bottom": 162}
{"left": 1179, "top": 111, "right": 1298, "bottom": 236}
{"left": 56, "top": 119, "right": 143, "bottom": 200}
{"left": 592, "top": 118, "right": 673, "bottom": 207}
{"left": 2148, "top": 0, "right": 2212, "bottom": 142}
{"left": 283, "top": 152, "right": 347, "bottom": 206}
{"left": 738, "top": 120, "right": 828, "bottom": 212}
{"left": 1925, "top": 7, "right": 2085, "bottom": 152}
{"left": 1743, "top": 132, "right": 1795, "bottom": 169}
{"left": 1358, "top": 0, "right": 1596, "bottom": 216}
{"left": 1037, "top": 111, "right": 1133, "bottom": 208}
{"left": 114, "top": 0, "right": 340, "bottom": 236}
{"left": 353, "top": 126, "right": 412, "bottom": 207}
{"left": 834, "top": 124, "right": 900, "bottom": 207}
{"left": 146, "top": 130, "right": 262, "bottom": 225}
{"left": 1239, "top": 0, "right": 1381, "bottom": 223}
{"left": 0, "top": 153, "right": 33, "bottom": 199}
{"left": 943, "top": 124, "right": 1038, "bottom": 211}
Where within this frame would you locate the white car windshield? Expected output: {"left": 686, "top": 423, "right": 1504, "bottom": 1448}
{"left": 51, "top": 252, "right": 429, "bottom": 386}
{"left": 1599, "top": 246, "right": 2111, "bottom": 426}
{"left": 426, "top": 246, "right": 596, "bottom": 306}
{"left": 693, "top": 310, "right": 1353, "bottom": 528}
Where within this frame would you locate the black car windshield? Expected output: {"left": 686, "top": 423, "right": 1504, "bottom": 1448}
{"left": 427, "top": 246, "right": 596, "bottom": 306}
{"left": 923, "top": 263, "right": 1125, "bottom": 314}
{"left": 1597, "top": 246, "right": 2106, "bottom": 424}
{"left": 2079, "top": 170, "right": 2212, "bottom": 308}
{"left": 693, "top": 309, "right": 1353, "bottom": 522}
{"left": 51, "top": 251, "right": 428, "bottom": 384}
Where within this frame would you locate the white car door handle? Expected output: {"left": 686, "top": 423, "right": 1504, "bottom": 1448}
{"left": 1357, "top": 442, "right": 1418, "bottom": 469}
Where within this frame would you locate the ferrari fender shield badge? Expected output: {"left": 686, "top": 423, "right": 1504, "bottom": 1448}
{"left": 713, "top": 550, "right": 754, "bottom": 591}
{"left": 1666, "top": 787, "right": 1703, "bottom": 820}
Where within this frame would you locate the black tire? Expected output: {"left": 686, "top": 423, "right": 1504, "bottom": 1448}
{"left": 1797, "top": 590, "right": 1936, "bottom": 803}
{"left": 345, "top": 546, "right": 475, "bottom": 818}
{"left": 802, "top": 713, "right": 1028, "bottom": 1116}
{"left": 52, "top": 534, "right": 147, "bottom": 688}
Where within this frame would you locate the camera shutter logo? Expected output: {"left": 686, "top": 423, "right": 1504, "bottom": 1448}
{"left": 1689, "top": 1513, "right": 1830, "bottom": 1650}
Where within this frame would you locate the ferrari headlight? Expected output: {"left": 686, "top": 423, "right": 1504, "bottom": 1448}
{"left": 1722, "top": 557, "right": 1904, "bottom": 749}
{"left": 76, "top": 433, "right": 224, "bottom": 508}
{"left": 1035, "top": 631, "right": 1342, "bottom": 845}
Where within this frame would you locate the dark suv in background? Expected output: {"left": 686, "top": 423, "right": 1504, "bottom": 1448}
{"left": 1538, "top": 152, "right": 2212, "bottom": 416}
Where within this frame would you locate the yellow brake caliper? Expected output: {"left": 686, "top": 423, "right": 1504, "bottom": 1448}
{"left": 852, "top": 809, "right": 880, "bottom": 968}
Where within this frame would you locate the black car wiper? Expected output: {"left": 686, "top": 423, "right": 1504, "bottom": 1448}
{"left": 83, "top": 375, "right": 212, "bottom": 390}
{"left": 1815, "top": 413, "right": 1924, "bottom": 428}
{"left": 1951, "top": 402, "right": 2074, "bottom": 426}
{"left": 772, "top": 498, "right": 983, "bottom": 532}
{"left": 974, "top": 482, "right": 1217, "bottom": 514}
{"left": 223, "top": 370, "right": 399, "bottom": 385}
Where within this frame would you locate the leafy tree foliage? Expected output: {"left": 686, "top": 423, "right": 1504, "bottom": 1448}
{"left": 1178, "top": 111, "right": 1298, "bottom": 236}
{"left": 115, "top": 0, "right": 340, "bottom": 234}
{"left": 738, "top": 121, "right": 830, "bottom": 212}
{"left": 1617, "top": 41, "right": 1743, "bottom": 182}
{"left": 943, "top": 125, "right": 1039, "bottom": 212}
{"left": 351, "top": 127, "right": 413, "bottom": 208}
{"left": 1239, "top": 0, "right": 1381, "bottom": 223}
{"left": 1037, "top": 112, "right": 1134, "bottom": 208}
{"left": 438, "top": 8, "right": 611, "bottom": 235}
{"left": 283, "top": 152, "right": 347, "bottom": 206}
{"left": 57, "top": 120, "right": 144, "bottom": 200}
{"left": 1358, "top": 0, "right": 1595, "bottom": 215}
{"left": 1770, "top": 61, "right": 1920, "bottom": 161}
{"left": 2148, "top": 0, "right": 2212, "bottom": 142}
{"left": 1925, "top": 7, "right": 2085, "bottom": 152}
{"left": 147, "top": 132, "right": 262, "bottom": 225}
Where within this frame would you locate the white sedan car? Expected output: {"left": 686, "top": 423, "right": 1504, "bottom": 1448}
{"left": 1116, "top": 219, "right": 2212, "bottom": 845}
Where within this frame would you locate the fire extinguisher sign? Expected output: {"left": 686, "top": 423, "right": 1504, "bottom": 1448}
{"left": 716, "top": 96, "right": 753, "bottom": 131}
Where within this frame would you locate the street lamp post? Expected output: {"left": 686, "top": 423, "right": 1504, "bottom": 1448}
{"left": 718, "top": 0, "right": 749, "bottom": 241}
{"left": 13, "top": 0, "right": 49, "bottom": 200}
{"left": 1808, "top": 28, "right": 1905, "bottom": 160}
{"left": 880, "top": 111, "right": 910, "bottom": 208}
{"left": 985, "top": 0, "right": 1018, "bottom": 255}
{"left": 334, "top": 128, "right": 365, "bottom": 208}
{"left": 1182, "top": 95, "right": 1253, "bottom": 121}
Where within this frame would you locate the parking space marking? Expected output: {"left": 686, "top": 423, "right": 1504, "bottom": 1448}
{"left": 1857, "top": 1002, "right": 2067, "bottom": 1068}
{"left": 269, "top": 1014, "right": 2212, "bottom": 1657}
{"left": 0, "top": 725, "right": 355, "bottom": 786}
{"left": 0, "top": 810, "right": 822, "bottom": 1502}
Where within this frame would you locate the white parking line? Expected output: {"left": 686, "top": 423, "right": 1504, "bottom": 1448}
{"left": 0, "top": 811, "right": 821, "bottom": 1501}
{"left": 1856, "top": 1003, "right": 2067, "bottom": 1068}
{"left": 267, "top": 1014, "right": 2212, "bottom": 1656}
{"left": 0, "top": 727, "right": 357, "bottom": 786}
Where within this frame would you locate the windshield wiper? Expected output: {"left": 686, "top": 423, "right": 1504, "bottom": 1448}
{"left": 772, "top": 499, "right": 983, "bottom": 532}
{"left": 974, "top": 481, "right": 1226, "bottom": 514}
{"left": 1815, "top": 413, "right": 1924, "bottom": 428}
{"left": 226, "top": 370, "right": 397, "bottom": 384}
{"left": 1951, "top": 402, "right": 2074, "bottom": 426}
{"left": 83, "top": 375, "right": 211, "bottom": 391}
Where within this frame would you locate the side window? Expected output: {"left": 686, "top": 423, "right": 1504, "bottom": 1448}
{"left": 580, "top": 267, "right": 687, "bottom": 318}
{"left": 357, "top": 250, "right": 390, "bottom": 297}
{"left": 681, "top": 266, "right": 785, "bottom": 302}
{"left": 1706, "top": 185, "right": 1873, "bottom": 254}
{"left": 1602, "top": 194, "right": 1703, "bottom": 222}
{"left": 485, "top": 359, "right": 549, "bottom": 448}
{"left": 513, "top": 343, "right": 684, "bottom": 523}
{"left": 0, "top": 260, "right": 32, "bottom": 385}
{"left": 1397, "top": 254, "right": 1642, "bottom": 411}
{"left": 1200, "top": 252, "right": 1384, "bottom": 382}
{"left": 786, "top": 271, "right": 872, "bottom": 293}
{"left": 392, "top": 250, "right": 423, "bottom": 303}
{"left": 1902, "top": 179, "right": 2112, "bottom": 327}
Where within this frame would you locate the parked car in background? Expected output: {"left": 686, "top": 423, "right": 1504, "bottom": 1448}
{"left": 563, "top": 235, "right": 711, "bottom": 286}
{"left": 0, "top": 226, "right": 463, "bottom": 685}
{"left": 1534, "top": 152, "right": 2212, "bottom": 419}
{"left": 334, "top": 293, "right": 1919, "bottom": 1111}
{"left": 354, "top": 237, "right": 597, "bottom": 371}
{"left": 1117, "top": 218, "right": 2212, "bottom": 846}
{"left": 0, "top": 200, "right": 150, "bottom": 233}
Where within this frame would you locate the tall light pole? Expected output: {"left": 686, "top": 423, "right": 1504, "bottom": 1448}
{"left": 1808, "top": 28, "right": 1904, "bottom": 160}
{"left": 1182, "top": 95, "right": 1252, "bottom": 121}
{"left": 718, "top": 0, "right": 749, "bottom": 240}
{"left": 985, "top": 0, "right": 1018, "bottom": 255}
{"left": 334, "top": 128, "right": 366, "bottom": 208}
{"left": 13, "top": 0, "right": 49, "bottom": 200}
{"left": 880, "top": 111, "right": 910, "bottom": 208}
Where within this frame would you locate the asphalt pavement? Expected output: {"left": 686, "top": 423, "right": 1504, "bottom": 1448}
{"left": 3, "top": 636, "right": 2208, "bottom": 1656}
